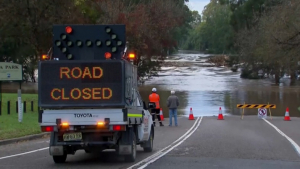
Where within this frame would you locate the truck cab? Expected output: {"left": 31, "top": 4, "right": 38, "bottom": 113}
{"left": 38, "top": 24, "right": 154, "bottom": 163}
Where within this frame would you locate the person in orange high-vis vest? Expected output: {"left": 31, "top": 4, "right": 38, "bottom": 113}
{"left": 149, "top": 88, "right": 164, "bottom": 127}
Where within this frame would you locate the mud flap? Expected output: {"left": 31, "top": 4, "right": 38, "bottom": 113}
{"left": 49, "top": 132, "right": 56, "bottom": 146}
{"left": 49, "top": 132, "right": 65, "bottom": 156}
{"left": 50, "top": 146, "right": 64, "bottom": 156}
{"left": 118, "top": 127, "right": 134, "bottom": 155}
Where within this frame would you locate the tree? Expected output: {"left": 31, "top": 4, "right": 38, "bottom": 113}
{"left": 0, "top": 0, "right": 193, "bottom": 83}
{"left": 0, "top": 0, "right": 88, "bottom": 82}
{"left": 236, "top": 0, "right": 300, "bottom": 84}
{"left": 182, "top": 0, "right": 234, "bottom": 53}
{"left": 191, "top": 10, "right": 202, "bottom": 27}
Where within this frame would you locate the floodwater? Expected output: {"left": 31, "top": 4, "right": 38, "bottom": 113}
{"left": 1, "top": 50, "right": 300, "bottom": 117}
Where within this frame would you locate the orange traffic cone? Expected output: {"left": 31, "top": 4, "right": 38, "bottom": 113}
{"left": 160, "top": 108, "right": 164, "bottom": 121}
{"left": 284, "top": 107, "right": 291, "bottom": 121}
{"left": 189, "top": 107, "right": 195, "bottom": 120}
{"left": 218, "top": 107, "right": 224, "bottom": 120}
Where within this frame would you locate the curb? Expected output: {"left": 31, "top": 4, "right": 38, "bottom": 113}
{"left": 0, "top": 133, "right": 51, "bottom": 146}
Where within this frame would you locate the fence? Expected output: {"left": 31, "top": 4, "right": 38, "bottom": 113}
{"left": 0, "top": 100, "right": 37, "bottom": 115}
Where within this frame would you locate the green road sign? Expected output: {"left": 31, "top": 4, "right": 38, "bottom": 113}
{"left": 0, "top": 62, "right": 23, "bottom": 81}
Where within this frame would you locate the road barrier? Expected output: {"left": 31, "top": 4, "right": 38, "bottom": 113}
{"left": 284, "top": 107, "right": 291, "bottom": 121}
{"left": 189, "top": 107, "right": 195, "bottom": 120}
{"left": 0, "top": 100, "right": 36, "bottom": 115}
{"left": 160, "top": 108, "right": 164, "bottom": 121}
{"left": 237, "top": 103, "right": 276, "bottom": 120}
{"left": 217, "top": 107, "right": 224, "bottom": 120}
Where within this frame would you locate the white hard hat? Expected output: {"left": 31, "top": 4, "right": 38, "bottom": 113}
{"left": 171, "top": 91, "right": 175, "bottom": 94}
{"left": 152, "top": 88, "right": 157, "bottom": 92}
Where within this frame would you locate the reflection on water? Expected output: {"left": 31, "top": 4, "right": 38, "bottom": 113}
{"left": 225, "top": 88, "right": 300, "bottom": 117}
{"left": 1, "top": 50, "right": 300, "bottom": 117}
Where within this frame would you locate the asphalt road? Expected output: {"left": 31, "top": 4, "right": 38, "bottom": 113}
{"left": 145, "top": 116, "right": 300, "bottom": 169}
{"left": 0, "top": 116, "right": 195, "bottom": 169}
{"left": 1, "top": 116, "right": 300, "bottom": 169}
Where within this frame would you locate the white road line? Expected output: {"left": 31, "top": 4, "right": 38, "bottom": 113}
{"left": 263, "top": 119, "right": 300, "bottom": 157}
{"left": 0, "top": 147, "right": 48, "bottom": 160}
{"left": 126, "top": 117, "right": 201, "bottom": 169}
{"left": 137, "top": 116, "right": 203, "bottom": 169}
{"left": 127, "top": 116, "right": 202, "bottom": 169}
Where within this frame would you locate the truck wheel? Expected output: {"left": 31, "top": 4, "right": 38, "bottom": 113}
{"left": 124, "top": 132, "right": 137, "bottom": 162}
{"left": 143, "top": 130, "right": 153, "bottom": 152}
{"left": 53, "top": 154, "right": 67, "bottom": 163}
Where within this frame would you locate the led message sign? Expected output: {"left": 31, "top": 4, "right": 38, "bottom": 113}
{"left": 38, "top": 61, "right": 124, "bottom": 107}
{"left": 52, "top": 25, "right": 126, "bottom": 61}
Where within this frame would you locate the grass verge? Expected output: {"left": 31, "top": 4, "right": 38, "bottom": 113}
{"left": 0, "top": 93, "right": 40, "bottom": 140}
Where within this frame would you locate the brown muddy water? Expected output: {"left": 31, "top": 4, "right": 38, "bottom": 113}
{"left": 1, "top": 50, "right": 300, "bottom": 118}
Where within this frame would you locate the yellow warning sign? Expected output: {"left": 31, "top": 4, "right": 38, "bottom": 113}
{"left": 237, "top": 104, "right": 276, "bottom": 109}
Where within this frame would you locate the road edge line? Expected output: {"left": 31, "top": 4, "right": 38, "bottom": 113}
{"left": 0, "top": 147, "right": 49, "bottom": 160}
{"left": 0, "top": 133, "right": 51, "bottom": 146}
{"left": 263, "top": 119, "right": 300, "bottom": 157}
{"left": 126, "top": 117, "right": 201, "bottom": 169}
{"left": 137, "top": 116, "right": 203, "bottom": 169}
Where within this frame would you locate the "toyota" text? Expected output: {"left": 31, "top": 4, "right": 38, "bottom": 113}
{"left": 74, "top": 113, "right": 93, "bottom": 118}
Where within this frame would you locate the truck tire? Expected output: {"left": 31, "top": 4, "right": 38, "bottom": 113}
{"left": 53, "top": 154, "right": 67, "bottom": 163}
{"left": 124, "top": 132, "right": 137, "bottom": 162}
{"left": 143, "top": 129, "right": 154, "bottom": 152}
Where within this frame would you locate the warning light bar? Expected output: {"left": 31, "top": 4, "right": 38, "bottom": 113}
{"left": 62, "top": 122, "right": 69, "bottom": 126}
{"left": 97, "top": 122, "right": 104, "bottom": 125}
{"left": 41, "top": 54, "right": 49, "bottom": 60}
{"left": 52, "top": 25, "right": 126, "bottom": 60}
{"left": 105, "top": 52, "right": 112, "bottom": 59}
{"left": 65, "top": 26, "right": 72, "bottom": 34}
{"left": 128, "top": 53, "right": 135, "bottom": 59}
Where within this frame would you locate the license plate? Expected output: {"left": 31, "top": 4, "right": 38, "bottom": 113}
{"left": 63, "top": 132, "right": 82, "bottom": 141}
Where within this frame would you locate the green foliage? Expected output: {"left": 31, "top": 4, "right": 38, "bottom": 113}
{"left": 0, "top": 0, "right": 195, "bottom": 83}
{"left": 182, "top": 1, "right": 234, "bottom": 54}
{"left": 190, "top": 10, "right": 202, "bottom": 27}
{"left": 0, "top": 93, "right": 39, "bottom": 140}
{"left": 74, "top": 0, "right": 102, "bottom": 24}
{"left": 236, "top": 0, "right": 300, "bottom": 83}
{"left": 219, "top": 0, "right": 283, "bottom": 32}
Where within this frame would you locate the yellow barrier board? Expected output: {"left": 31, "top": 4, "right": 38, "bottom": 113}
{"left": 237, "top": 103, "right": 276, "bottom": 120}
{"left": 237, "top": 104, "right": 276, "bottom": 109}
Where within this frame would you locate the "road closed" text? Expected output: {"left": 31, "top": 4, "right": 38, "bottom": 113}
{"left": 50, "top": 88, "right": 112, "bottom": 100}
{"left": 60, "top": 67, "right": 103, "bottom": 79}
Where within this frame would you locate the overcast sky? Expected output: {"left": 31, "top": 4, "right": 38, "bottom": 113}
{"left": 186, "top": 0, "right": 210, "bottom": 14}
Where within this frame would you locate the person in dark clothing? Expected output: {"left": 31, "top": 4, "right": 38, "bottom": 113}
{"left": 167, "top": 90, "right": 179, "bottom": 126}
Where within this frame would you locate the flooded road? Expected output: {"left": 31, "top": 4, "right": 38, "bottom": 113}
{"left": 2, "top": 50, "right": 300, "bottom": 117}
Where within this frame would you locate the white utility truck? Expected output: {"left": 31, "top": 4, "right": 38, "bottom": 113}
{"left": 38, "top": 24, "right": 155, "bottom": 163}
